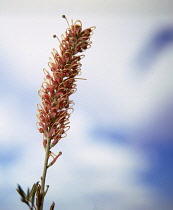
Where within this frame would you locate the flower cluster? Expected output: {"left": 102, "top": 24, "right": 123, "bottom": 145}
{"left": 37, "top": 16, "right": 95, "bottom": 151}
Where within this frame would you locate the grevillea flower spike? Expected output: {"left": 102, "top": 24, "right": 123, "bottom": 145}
{"left": 17, "top": 15, "right": 95, "bottom": 210}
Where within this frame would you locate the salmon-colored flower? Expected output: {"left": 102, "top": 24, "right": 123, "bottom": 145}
{"left": 17, "top": 16, "right": 95, "bottom": 210}
{"left": 36, "top": 16, "right": 95, "bottom": 149}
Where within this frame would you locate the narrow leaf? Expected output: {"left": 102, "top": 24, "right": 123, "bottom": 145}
{"left": 16, "top": 184, "right": 26, "bottom": 199}
{"left": 30, "top": 183, "right": 37, "bottom": 205}
{"left": 50, "top": 202, "right": 55, "bottom": 210}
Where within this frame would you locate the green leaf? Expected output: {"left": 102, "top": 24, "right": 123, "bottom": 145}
{"left": 29, "top": 183, "right": 36, "bottom": 199}
{"left": 30, "top": 183, "right": 37, "bottom": 205}
{"left": 27, "top": 187, "right": 30, "bottom": 200}
{"left": 16, "top": 184, "right": 26, "bottom": 199}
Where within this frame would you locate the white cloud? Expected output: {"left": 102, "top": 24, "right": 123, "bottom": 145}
{"left": 37, "top": 112, "right": 159, "bottom": 210}
{"left": 1, "top": 14, "right": 173, "bottom": 150}
{"left": 0, "top": 109, "right": 159, "bottom": 209}
{"left": 1, "top": 13, "right": 173, "bottom": 210}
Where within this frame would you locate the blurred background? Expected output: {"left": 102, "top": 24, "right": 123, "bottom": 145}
{"left": 1, "top": 0, "right": 173, "bottom": 209}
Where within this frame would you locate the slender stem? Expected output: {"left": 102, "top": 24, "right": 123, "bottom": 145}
{"left": 39, "top": 137, "right": 51, "bottom": 210}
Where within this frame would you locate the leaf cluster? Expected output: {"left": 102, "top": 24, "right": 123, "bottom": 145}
{"left": 17, "top": 183, "right": 37, "bottom": 210}
{"left": 16, "top": 182, "right": 55, "bottom": 210}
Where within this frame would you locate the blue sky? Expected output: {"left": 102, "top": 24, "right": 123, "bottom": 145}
{"left": 1, "top": 1, "right": 173, "bottom": 210}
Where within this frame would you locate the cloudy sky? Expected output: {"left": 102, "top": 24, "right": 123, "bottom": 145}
{"left": 1, "top": 0, "right": 173, "bottom": 210}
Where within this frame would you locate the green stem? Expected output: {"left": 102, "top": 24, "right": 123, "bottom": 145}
{"left": 39, "top": 137, "right": 51, "bottom": 210}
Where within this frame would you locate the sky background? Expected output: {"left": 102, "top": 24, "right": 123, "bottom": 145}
{"left": 1, "top": 0, "right": 173, "bottom": 210}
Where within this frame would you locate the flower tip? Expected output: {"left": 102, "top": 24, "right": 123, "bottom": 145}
{"left": 53, "top": 34, "right": 57, "bottom": 38}
{"left": 62, "top": 14, "right": 70, "bottom": 28}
